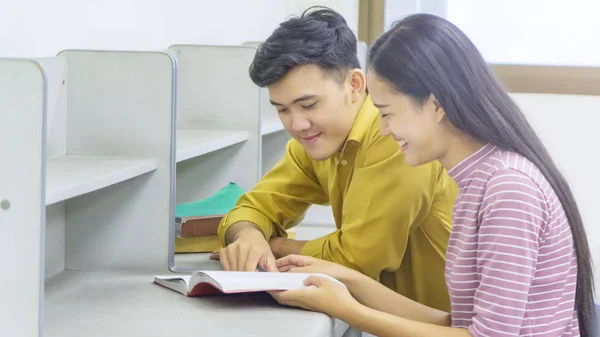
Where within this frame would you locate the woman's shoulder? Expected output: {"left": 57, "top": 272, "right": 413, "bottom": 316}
{"left": 484, "top": 149, "right": 550, "bottom": 196}
{"left": 461, "top": 147, "right": 545, "bottom": 191}
{"left": 479, "top": 149, "right": 559, "bottom": 228}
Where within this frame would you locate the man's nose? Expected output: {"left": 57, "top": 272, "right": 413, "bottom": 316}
{"left": 291, "top": 113, "right": 311, "bottom": 133}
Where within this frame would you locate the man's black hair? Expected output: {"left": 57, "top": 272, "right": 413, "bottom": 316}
{"left": 249, "top": 6, "right": 361, "bottom": 87}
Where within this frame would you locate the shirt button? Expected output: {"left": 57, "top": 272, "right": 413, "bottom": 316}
{"left": 341, "top": 160, "right": 347, "bottom": 165}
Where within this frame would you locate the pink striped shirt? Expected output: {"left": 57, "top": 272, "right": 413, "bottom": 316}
{"left": 445, "top": 143, "right": 579, "bottom": 336}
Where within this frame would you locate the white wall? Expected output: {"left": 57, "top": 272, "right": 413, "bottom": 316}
{"left": 447, "top": 0, "right": 600, "bottom": 66}
{"left": 0, "top": 0, "right": 358, "bottom": 58}
{"left": 290, "top": 0, "right": 359, "bottom": 36}
{"left": 383, "top": 0, "right": 449, "bottom": 31}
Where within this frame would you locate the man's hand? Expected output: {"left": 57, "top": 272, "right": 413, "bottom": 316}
{"left": 215, "top": 222, "right": 278, "bottom": 272}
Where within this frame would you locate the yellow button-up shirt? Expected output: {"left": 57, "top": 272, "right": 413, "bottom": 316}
{"left": 218, "top": 95, "right": 458, "bottom": 311}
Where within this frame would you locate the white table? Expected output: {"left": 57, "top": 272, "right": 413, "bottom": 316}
{"left": 43, "top": 253, "right": 359, "bottom": 337}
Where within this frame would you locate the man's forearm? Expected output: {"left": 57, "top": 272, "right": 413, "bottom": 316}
{"left": 269, "top": 237, "right": 307, "bottom": 258}
{"left": 225, "top": 221, "right": 265, "bottom": 245}
{"left": 340, "top": 272, "right": 451, "bottom": 326}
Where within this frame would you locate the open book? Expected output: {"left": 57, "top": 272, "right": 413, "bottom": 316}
{"left": 153, "top": 270, "right": 345, "bottom": 296}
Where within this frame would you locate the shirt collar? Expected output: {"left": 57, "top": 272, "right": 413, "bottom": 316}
{"left": 447, "top": 143, "right": 498, "bottom": 188}
{"left": 340, "top": 94, "right": 378, "bottom": 155}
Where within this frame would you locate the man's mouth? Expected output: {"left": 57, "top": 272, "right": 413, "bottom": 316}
{"left": 303, "top": 134, "right": 321, "bottom": 140}
{"left": 302, "top": 133, "right": 322, "bottom": 144}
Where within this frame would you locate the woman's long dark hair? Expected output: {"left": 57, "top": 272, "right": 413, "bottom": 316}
{"left": 369, "top": 13, "right": 595, "bottom": 336}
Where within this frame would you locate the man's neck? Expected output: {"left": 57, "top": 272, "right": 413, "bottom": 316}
{"left": 338, "top": 93, "right": 368, "bottom": 152}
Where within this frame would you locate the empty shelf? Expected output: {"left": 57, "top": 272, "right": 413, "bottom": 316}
{"left": 44, "top": 270, "right": 345, "bottom": 337}
{"left": 46, "top": 155, "right": 158, "bottom": 205}
{"left": 176, "top": 129, "right": 249, "bottom": 162}
{"left": 261, "top": 119, "right": 285, "bottom": 135}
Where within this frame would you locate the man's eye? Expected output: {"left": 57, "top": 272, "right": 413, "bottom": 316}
{"left": 302, "top": 102, "right": 317, "bottom": 109}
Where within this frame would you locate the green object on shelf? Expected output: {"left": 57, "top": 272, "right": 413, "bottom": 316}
{"left": 175, "top": 182, "right": 246, "bottom": 217}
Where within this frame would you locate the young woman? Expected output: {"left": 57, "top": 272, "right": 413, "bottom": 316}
{"left": 268, "top": 13, "right": 596, "bottom": 337}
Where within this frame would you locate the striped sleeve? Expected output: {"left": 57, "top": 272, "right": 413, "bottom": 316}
{"left": 468, "top": 168, "right": 546, "bottom": 337}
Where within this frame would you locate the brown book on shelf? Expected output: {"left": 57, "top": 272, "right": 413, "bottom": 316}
{"left": 176, "top": 215, "right": 223, "bottom": 238}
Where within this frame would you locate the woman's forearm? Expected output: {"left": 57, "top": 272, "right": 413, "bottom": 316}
{"left": 341, "top": 304, "right": 469, "bottom": 337}
{"left": 340, "top": 271, "right": 451, "bottom": 326}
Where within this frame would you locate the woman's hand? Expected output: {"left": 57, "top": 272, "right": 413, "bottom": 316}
{"left": 275, "top": 254, "right": 361, "bottom": 284}
{"left": 269, "top": 275, "right": 363, "bottom": 320}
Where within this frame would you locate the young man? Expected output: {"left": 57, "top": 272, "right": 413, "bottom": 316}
{"left": 215, "top": 6, "right": 458, "bottom": 311}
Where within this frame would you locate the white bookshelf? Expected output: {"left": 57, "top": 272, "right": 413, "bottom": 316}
{"left": 49, "top": 49, "right": 176, "bottom": 274}
{"left": 176, "top": 129, "right": 250, "bottom": 162}
{"left": 167, "top": 44, "right": 261, "bottom": 270}
{"left": 0, "top": 50, "right": 359, "bottom": 337}
{"left": 46, "top": 155, "right": 158, "bottom": 205}
{"left": 0, "top": 57, "right": 47, "bottom": 337}
{"left": 0, "top": 50, "right": 178, "bottom": 336}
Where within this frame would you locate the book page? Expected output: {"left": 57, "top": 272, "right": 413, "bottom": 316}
{"left": 197, "top": 271, "right": 343, "bottom": 293}
{"left": 155, "top": 274, "right": 192, "bottom": 287}
{"left": 153, "top": 274, "right": 195, "bottom": 295}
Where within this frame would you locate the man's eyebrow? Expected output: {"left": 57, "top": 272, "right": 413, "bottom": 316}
{"left": 270, "top": 94, "right": 318, "bottom": 106}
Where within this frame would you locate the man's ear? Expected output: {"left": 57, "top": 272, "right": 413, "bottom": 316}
{"left": 348, "top": 69, "right": 366, "bottom": 103}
